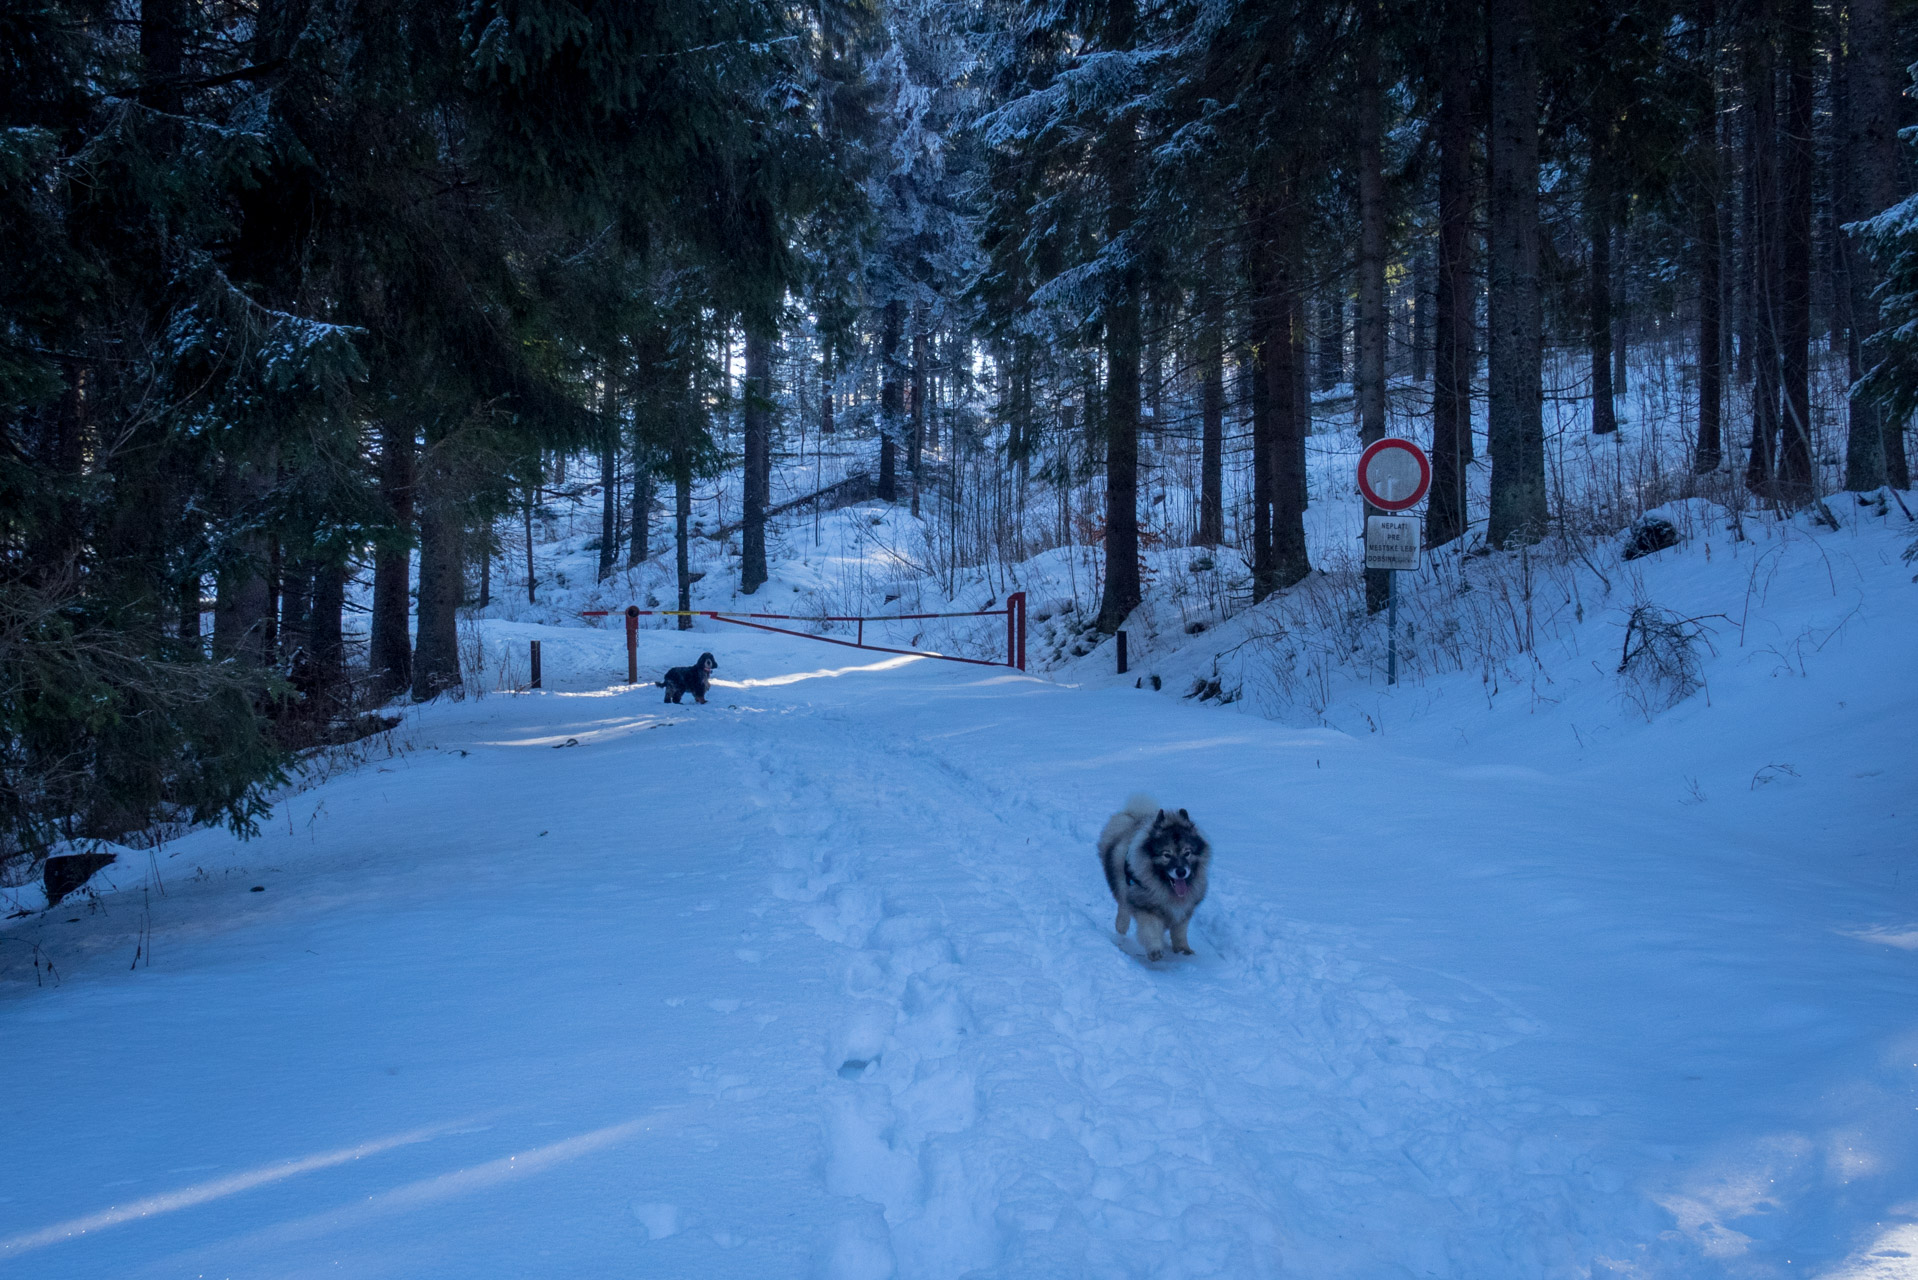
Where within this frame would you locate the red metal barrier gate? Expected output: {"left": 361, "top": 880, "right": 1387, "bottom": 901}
{"left": 582, "top": 592, "right": 1026, "bottom": 684}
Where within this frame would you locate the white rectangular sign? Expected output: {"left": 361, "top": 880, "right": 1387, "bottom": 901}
{"left": 1365, "top": 515, "right": 1421, "bottom": 571}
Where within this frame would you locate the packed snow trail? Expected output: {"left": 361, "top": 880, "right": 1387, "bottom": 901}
{"left": 2, "top": 627, "right": 1914, "bottom": 1279}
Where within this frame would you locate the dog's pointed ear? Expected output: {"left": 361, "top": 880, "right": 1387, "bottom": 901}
{"left": 1179, "top": 808, "right": 1189, "bottom": 820}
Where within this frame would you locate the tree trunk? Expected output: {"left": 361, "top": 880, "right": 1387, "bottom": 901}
{"left": 1250, "top": 241, "right": 1276, "bottom": 600}
{"left": 1009, "top": 339, "right": 1032, "bottom": 505}
{"left": 675, "top": 454, "right": 694, "bottom": 630}
{"left": 213, "top": 458, "right": 272, "bottom": 665}
{"left": 1893, "top": 411, "right": 1913, "bottom": 492}
{"left": 598, "top": 374, "right": 619, "bottom": 581}
{"left": 1613, "top": 257, "right": 1629, "bottom": 400}
{"left": 879, "top": 300, "right": 902, "bottom": 502}
{"left": 178, "top": 574, "right": 202, "bottom": 643}
{"left": 1316, "top": 292, "right": 1344, "bottom": 390}
{"left": 211, "top": 558, "right": 270, "bottom": 666}
{"left": 1272, "top": 262, "right": 1312, "bottom": 589}
{"left": 929, "top": 333, "right": 948, "bottom": 453}
{"left": 309, "top": 559, "right": 347, "bottom": 711}
{"left": 139, "top": 0, "right": 184, "bottom": 112}
{"left": 1059, "top": 399, "right": 1078, "bottom": 547}
{"left": 1486, "top": 0, "right": 1548, "bottom": 547}
{"left": 1146, "top": 271, "right": 1167, "bottom": 430}
{"left": 1696, "top": 0, "right": 1726, "bottom": 473}
{"left": 1737, "top": 103, "right": 1758, "bottom": 382}
{"left": 1590, "top": 176, "right": 1617, "bottom": 436}
{"left": 1095, "top": 0, "right": 1143, "bottom": 634}
{"left": 1411, "top": 253, "right": 1434, "bottom": 384}
{"left": 1844, "top": 0, "right": 1897, "bottom": 490}
{"left": 1826, "top": 43, "right": 1850, "bottom": 363}
{"left": 1430, "top": 0, "right": 1477, "bottom": 547}
{"left": 1199, "top": 252, "right": 1225, "bottom": 546}
{"left": 410, "top": 487, "right": 462, "bottom": 701}
{"left": 1358, "top": 15, "right": 1392, "bottom": 607}
{"left": 523, "top": 479, "right": 537, "bottom": 603}
{"left": 1746, "top": 17, "right": 1780, "bottom": 495}
{"left": 741, "top": 321, "right": 773, "bottom": 593}
{"left": 1018, "top": 344, "right": 1032, "bottom": 491}
{"left": 1357, "top": 24, "right": 1388, "bottom": 450}
{"left": 820, "top": 337, "right": 836, "bottom": 436}
{"left": 278, "top": 555, "right": 310, "bottom": 670}
{"left": 264, "top": 536, "right": 282, "bottom": 664}
{"left": 369, "top": 423, "right": 414, "bottom": 695}
{"left": 1774, "top": 0, "right": 1815, "bottom": 505}
{"left": 628, "top": 453, "right": 651, "bottom": 566}
{"left": 910, "top": 316, "right": 927, "bottom": 517}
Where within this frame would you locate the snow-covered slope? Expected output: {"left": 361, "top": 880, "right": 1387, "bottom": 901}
{"left": 2, "top": 497, "right": 1914, "bottom": 1277}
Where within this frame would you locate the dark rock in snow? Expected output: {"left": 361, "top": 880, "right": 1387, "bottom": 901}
{"left": 1622, "top": 515, "right": 1680, "bottom": 561}
{"left": 44, "top": 853, "right": 116, "bottom": 906}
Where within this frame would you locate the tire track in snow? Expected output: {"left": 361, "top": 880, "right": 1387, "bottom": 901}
{"left": 723, "top": 698, "right": 1616, "bottom": 1279}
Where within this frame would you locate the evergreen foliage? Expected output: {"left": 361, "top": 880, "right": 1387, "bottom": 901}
{"left": 3, "top": 0, "right": 1914, "bottom": 874}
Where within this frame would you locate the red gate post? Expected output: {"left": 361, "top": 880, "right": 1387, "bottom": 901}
{"left": 625, "top": 606, "right": 640, "bottom": 684}
{"left": 530, "top": 640, "right": 542, "bottom": 690}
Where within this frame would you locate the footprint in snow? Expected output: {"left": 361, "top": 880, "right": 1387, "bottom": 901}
{"left": 822, "top": 1206, "right": 895, "bottom": 1280}
{"left": 632, "top": 1201, "right": 683, "bottom": 1240}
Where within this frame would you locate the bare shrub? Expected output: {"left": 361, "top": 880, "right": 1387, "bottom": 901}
{"left": 1615, "top": 603, "right": 1718, "bottom": 718}
{"left": 458, "top": 612, "right": 488, "bottom": 698}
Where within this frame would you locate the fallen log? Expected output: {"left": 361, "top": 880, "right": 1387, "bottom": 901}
{"left": 706, "top": 471, "right": 874, "bottom": 540}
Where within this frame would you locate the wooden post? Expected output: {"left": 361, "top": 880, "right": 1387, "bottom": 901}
{"left": 1387, "top": 569, "right": 1398, "bottom": 686}
{"left": 626, "top": 605, "right": 640, "bottom": 684}
{"left": 530, "top": 640, "right": 541, "bottom": 690}
{"left": 1005, "top": 592, "right": 1028, "bottom": 670}
{"left": 1116, "top": 630, "right": 1128, "bottom": 675}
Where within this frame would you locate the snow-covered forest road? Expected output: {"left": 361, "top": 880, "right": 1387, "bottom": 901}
{"left": 3, "top": 625, "right": 1914, "bottom": 1279}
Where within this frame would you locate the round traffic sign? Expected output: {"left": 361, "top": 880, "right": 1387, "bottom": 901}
{"left": 1356, "top": 438, "right": 1431, "bottom": 511}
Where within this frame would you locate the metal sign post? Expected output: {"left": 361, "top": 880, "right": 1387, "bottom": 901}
{"left": 1356, "top": 440, "right": 1432, "bottom": 687}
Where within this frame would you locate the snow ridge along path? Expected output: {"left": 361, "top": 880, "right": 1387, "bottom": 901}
{"left": 2, "top": 619, "right": 1914, "bottom": 1279}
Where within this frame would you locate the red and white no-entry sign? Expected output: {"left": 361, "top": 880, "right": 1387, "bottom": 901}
{"left": 1357, "top": 438, "right": 1432, "bottom": 511}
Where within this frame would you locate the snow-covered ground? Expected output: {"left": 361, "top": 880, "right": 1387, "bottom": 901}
{"left": 3, "top": 477, "right": 1915, "bottom": 1276}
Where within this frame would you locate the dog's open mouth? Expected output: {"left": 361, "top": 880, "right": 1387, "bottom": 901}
{"left": 1170, "top": 878, "right": 1188, "bottom": 899}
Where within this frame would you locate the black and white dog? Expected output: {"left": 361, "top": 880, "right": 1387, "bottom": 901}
{"left": 658, "top": 652, "right": 719, "bottom": 704}
{"left": 1097, "top": 795, "right": 1212, "bottom": 960}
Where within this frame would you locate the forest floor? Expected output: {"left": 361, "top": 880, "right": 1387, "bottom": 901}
{"left": 2, "top": 470, "right": 1915, "bottom": 1277}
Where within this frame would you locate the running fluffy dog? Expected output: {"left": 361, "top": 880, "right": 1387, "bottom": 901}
{"left": 658, "top": 652, "right": 718, "bottom": 704}
{"left": 1098, "top": 795, "right": 1212, "bottom": 960}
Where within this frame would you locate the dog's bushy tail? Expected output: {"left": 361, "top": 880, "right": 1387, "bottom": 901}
{"left": 1120, "top": 793, "right": 1159, "bottom": 819}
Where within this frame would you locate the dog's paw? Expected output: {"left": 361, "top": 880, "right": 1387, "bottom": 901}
{"left": 1145, "top": 949, "right": 1164, "bottom": 961}
{"left": 1173, "top": 945, "right": 1194, "bottom": 955}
